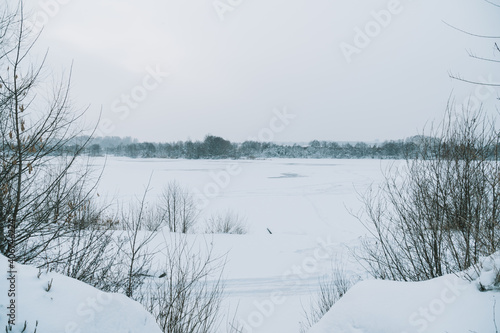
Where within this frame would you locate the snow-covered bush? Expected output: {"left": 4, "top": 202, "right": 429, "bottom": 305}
{"left": 464, "top": 252, "right": 500, "bottom": 292}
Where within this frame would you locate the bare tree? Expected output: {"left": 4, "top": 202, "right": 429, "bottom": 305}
{"left": 0, "top": 1, "right": 98, "bottom": 264}
{"left": 446, "top": 1, "right": 500, "bottom": 88}
{"left": 158, "top": 181, "right": 197, "bottom": 233}
{"left": 356, "top": 105, "right": 500, "bottom": 281}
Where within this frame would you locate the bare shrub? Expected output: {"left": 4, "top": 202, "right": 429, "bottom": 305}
{"left": 204, "top": 210, "right": 247, "bottom": 234}
{"left": 225, "top": 307, "right": 244, "bottom": 333}
{"left": 158, "top": 181, "right": 197, "bottom": 233}
{"left": 38, "top": 185, "right": 160, "bottom": 296}
{"left": 119, "top": 185, "right": 162, "bottom": 298}
{"left": 356, "top": 106, "right": 500, "bottom": 281}
{"left": 140, "top": 234, "right": 225, "bottom": 333}
{"left": 48, "top": 226, "right": 123, "bottom": 292}
{"left": 35, "top": 190, "right": 126, "bottom": 292}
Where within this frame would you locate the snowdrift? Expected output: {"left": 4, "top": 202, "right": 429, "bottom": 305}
{"left": 309, "top": 254, "right": 500, "bottom": 333}
{"left": 0, "top": 254, "right": 161, "bottom": 333}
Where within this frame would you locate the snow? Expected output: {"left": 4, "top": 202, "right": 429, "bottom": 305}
{"left": 93, "top": 157, "right": 389, "bottom": 332}
{"left": 308, "top": 254, "right": 500, "bottom": 333}
{"left": 94, "top": 157, "right": 389, "bottom": 237}
{"left": 0, "top": 254, "right": 162, "bottom": 333}
{"left": 144, "top": 228, "right": 362, "bottom": 333}
{"left": 6, "top": 157, "right": 500, "bottom": 333}
{"left": 475, "top": 255, "right": 500, "bottom": 291}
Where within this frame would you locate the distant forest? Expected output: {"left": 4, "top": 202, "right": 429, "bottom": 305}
{"left": 73, "top": 135, "right": 429, "bottom": 159}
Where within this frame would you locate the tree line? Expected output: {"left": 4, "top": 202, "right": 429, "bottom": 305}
{"left": 76, "top": 134, "right": 438, "bottom": 159}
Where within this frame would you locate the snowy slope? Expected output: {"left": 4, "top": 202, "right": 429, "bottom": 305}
{"left": 0, "top": 254, "right": 161, "bottom": 333}
{"left": 309, "top": 255, "right": 500, "bottom": 333}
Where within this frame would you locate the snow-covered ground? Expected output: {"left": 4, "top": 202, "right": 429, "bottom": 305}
{"left": 92, "top": 157, "right": 391, "bottom": 332}
{"left": 0, "top": 254, "right": 161, "bottom": 333}
{"left": 309, "top": 253, "right": 500, "bottom": 333}
{"left": 95, "top": 157, "right": 389, "bottom": 237}
{"left": 9, "top": 157, "right": 498, "bottom": 333}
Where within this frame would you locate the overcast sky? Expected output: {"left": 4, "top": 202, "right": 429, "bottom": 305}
{"left": 21, "top": 0, "right": 500, "bottom": 143}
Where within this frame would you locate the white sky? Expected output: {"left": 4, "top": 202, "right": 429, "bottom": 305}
{"left": 21, "top": 0, "right": 500, "bottom": 143}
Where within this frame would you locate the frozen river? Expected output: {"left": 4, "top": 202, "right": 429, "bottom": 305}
{"left": 92, "top": 157, "right": 395, "bottom": 332}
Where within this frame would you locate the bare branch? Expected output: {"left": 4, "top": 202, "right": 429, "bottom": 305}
{"left": 443, "top": 21, "right": 500, "bottom": 39}
{"left": 483, "top": 0, "right": 500, "bottom": 8}
{"left": 448, "top": 71, "right": 500, "bottom": 87}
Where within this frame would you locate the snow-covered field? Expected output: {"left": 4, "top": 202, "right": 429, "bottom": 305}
{"left": 3, "top": 157, "right": 499, "bottom": 332}
{"left": 93, "top": 157, "right": 391, "bottom": 332}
